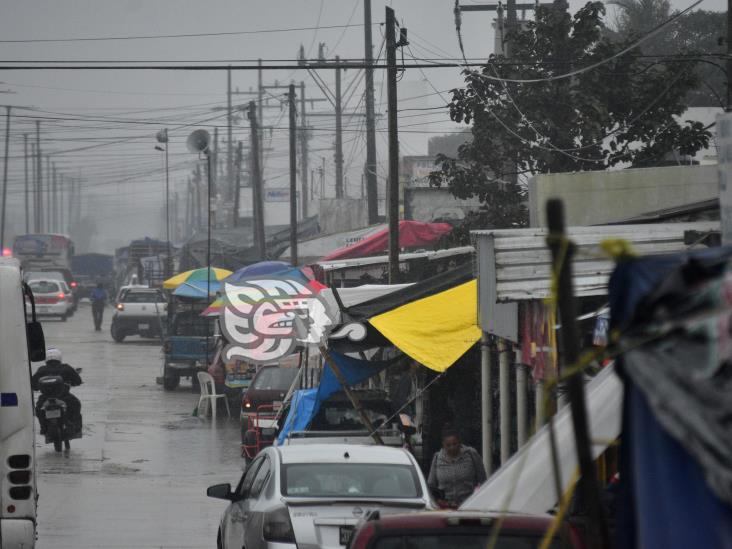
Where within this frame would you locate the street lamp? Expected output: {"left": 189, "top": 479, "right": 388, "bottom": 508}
{"left": 155, "top": 129, "right": 171, "bottom": 278}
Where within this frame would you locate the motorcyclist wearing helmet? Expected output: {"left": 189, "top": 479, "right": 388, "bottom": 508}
{"left": 31, "top": 348, "right": 82, "bottom": 435}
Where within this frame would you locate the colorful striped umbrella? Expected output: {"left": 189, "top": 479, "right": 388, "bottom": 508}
{"left": 162, "top": 267, "right": 232, "bottom": 290}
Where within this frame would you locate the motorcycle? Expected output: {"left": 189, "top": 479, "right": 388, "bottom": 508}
{"left": 37, "top": 369, "right": 82, "bottom": 452}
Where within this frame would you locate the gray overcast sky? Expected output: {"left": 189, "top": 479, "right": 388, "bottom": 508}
{"left": 0, "top": 0, "right": 724, "bottom": 251}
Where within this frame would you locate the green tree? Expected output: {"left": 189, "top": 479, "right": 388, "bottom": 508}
{"left": 429, "top": 0, "right": 711, "bottom": 230}
{"left": 610, "top": 1, "right": 726, "bottom": 107}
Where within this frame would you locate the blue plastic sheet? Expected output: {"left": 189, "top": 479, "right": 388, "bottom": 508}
{"left": 277, "top": 351, "right": 394, "bottom": 444}
{"left": 609, "top": 248, "right": 732, "bottom": 549}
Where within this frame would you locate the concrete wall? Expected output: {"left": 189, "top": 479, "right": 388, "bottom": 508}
{"left": 529, "top": 165, "right": 718, "bottom": 227}
{"left": 405, "top": 187, "right": 481, "bottom": 222}
{"left": 318, "top": 198, "right": 369, "bottom": 234}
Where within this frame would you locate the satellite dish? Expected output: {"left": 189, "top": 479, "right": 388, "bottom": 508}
{"left": 186, "top": 129, "right": 210, "bottom": 153}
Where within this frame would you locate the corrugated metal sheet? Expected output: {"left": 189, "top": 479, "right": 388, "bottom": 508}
{"left": 473, "top": 221, "right": 720, "bottom": 303}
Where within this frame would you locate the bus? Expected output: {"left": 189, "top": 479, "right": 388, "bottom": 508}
{"left": 0, "top": 258, "right": 40, "bottom": 548}
{"left": 12, "top": 234, "right": 75, "bottom": 272}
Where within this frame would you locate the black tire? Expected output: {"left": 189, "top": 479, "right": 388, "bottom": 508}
{"left": 60, "top": 314, "right": 67, "bottom": 322}
{"left": 163, "top": 365, "right": 179, "bottom": 391}
{"left": 64, "top": 439, "right": 70, "bottom": 450}
{"left": 48, "top": 425, "right": 62, "bottom": 452}
{"left": 217, "top": 528, "right": 223, "bottom": 549}
{"left": 111, "top": 325, "right": 125, "bottom": 343}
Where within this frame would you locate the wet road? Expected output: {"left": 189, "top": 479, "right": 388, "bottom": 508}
{"left": 35, "top": 303, "right": 243, "bottom": 548}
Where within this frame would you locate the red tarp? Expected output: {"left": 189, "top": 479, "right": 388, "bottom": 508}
{"left": 320, "top": 220, "right": 453, "bottom": 261}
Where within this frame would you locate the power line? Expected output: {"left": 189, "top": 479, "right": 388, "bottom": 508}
{"left": 0, "top": 23, "right": 373, "bottom": 44}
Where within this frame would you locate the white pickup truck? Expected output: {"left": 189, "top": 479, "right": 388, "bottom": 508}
{"left": 110, "top": 285, "right": 167, "bottom": 343}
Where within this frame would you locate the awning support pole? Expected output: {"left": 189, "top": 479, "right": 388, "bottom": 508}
{"left": 318, "top": 344, "right": 385, "bottom": 445}
{"left": 499, "top": 338, "right": 511, "bottom": 464}
{"left": 516, "top": 360, "right": 528, "bottom": 448}
{"left": 546, "top": 198, "right": 610, "bottom": 549}
{"left": 481, "top": 331, "right": 493, "bottom": 473}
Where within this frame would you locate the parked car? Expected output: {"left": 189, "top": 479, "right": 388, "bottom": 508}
{"left": 25, "top": 269, "right": 78, "bottom": 312}
{"left": 110, "top": 286, "right": 167, "bottom": 342}
{"left": 26, "top": 279, "right": 72, "bottom": 321}
{"left": 281, "top": 389, "right": 423, "bottom": 460}
{"left": 348, "top": 510, "right": 584, "bottom": 549}
{"left": 240, "top": 365, "right": 299, "bottom": 458}
{"left": 207, "top": 443, "right": 432, "bottom": 549}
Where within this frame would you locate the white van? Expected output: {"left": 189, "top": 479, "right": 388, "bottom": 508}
{"left": 0, "top": 257, "right": 43, "bottom": 548}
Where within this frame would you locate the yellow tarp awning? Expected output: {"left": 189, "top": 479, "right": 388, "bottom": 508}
{"left": 368, "top": 279, "right": 480, "bottom": 372}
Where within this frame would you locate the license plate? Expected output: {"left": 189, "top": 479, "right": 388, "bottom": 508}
{"left": 38, "top": 306, "right": 49, "bottom": 313}
{"left": 339, "top": 526, "right": 354, "bottom": 546}
{"left": 138, "top": 323, "right": 149, "bottom": 330}
{"left": 45, "top": 409, "right": 61, "bottom": 419}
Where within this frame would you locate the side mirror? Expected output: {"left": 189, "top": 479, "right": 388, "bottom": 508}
{"left": 27, "top": 321, "right": 46, "bottom": 362}
{"left": 207, "top": 483, "right": 234, "bottom": 501}
{"left": 75, "top": 368, "right": 83, "bottom": 374}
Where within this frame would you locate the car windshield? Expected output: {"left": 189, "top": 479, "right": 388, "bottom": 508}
{"left": 251, "top": 367, "right": 297, "bottom": 391}
{"left": 122, "top": 291, "right": 165, "bottom": 303}
{"left": 282, "top": 463, "right": 421, "bottom": 498}
{"left": 29, "top": 281, "right": 60, "bottom": 294}
{"left": 311, "top": 400, "right": 392, "bottom": 431}
{"left": 370, "top": 535, "right": 560, "bottom": 549}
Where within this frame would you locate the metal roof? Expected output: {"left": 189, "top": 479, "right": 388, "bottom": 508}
{"left": 472, "top": 222, "right": 720, "bottom": 340}
{"left": 473, "top": 221, "right": 720, "bottom": 303}
{"left": 315, "top": 246, "right": 474, "bottom": 272}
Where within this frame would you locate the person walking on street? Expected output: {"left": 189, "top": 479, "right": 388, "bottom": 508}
{"left": 427, "top": 427, "right": 487, "bottom": 508}
{"left": 90, "top": 283, "right": 108, "bottom": 331}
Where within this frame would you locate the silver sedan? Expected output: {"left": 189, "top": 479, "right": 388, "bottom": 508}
{"left": 208, "top": 443, "right": 432, "bottom": 549}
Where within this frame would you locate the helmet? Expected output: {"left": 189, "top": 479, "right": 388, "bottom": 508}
{"left": 46, "top": 348, "right": 62, "bottom": 362}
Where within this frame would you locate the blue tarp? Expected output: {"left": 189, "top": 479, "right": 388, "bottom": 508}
{"left": 609, "top": 248, "right": 732, "bottom": 549}
{"left": 172, "top": 279, "right": 222, "bottom": 299}
{"left": 277, "top": 351, "right": 395, "bottom": 444}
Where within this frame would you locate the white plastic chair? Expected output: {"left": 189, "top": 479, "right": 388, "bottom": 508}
{"left": 196, "top": 371, "right": 230, "bottom": 420}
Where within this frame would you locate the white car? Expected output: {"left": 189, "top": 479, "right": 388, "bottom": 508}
{"left": 26, "top": 279, "right": 72, "bottom": 321}
{"left": 207, "top": 444, "right": 432, "bottom": 549}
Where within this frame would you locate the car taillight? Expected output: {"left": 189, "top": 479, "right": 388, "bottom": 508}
{"left": 70, "top": 281, "right": 77, "bottom": 288}
{"left": 116, "top": 303, "right": 124, "bottom": 311}
{"left": 349, "top": 521, "right": 376, "bottom": 549}
{"left": 57, "top": 292, "right": 66, "bottom": 300}
{"left": 262, "top": 506, "right": 295, "bottom": 543}
{"left": 242, "top": 398, "right": 252, "bottom": 411}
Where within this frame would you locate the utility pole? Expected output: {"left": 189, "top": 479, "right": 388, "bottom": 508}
{"left": 0, "top": 106, "right": 10, "bottom": 251}
{"left": 248, "top": 101, "right": 266, "bottom": 259}
{"left": 334, "top": 56, "right": 344, "bottom": 199}
{"left": 227, "top": 66, "right": 234, "bottom": 213}
{"left": 364, "top": 0, "right": 379, "bottom": 224}
{"left": 288, "top": 84, "right": 298, "bottom": 265}
{"left": 23, "top": 133, "right": 29, "bottom": 234}
{"left": 67, "top": 174, "right": 73, "bottom": 235}
{"left": 234, "top": 141, "right": 243, "bottom": 227}
{"left": 300, "top": 81, "right": 309, "bottom": 219}
{"left": 45, "top": 156, "right": 51, "bottom": 233}
{"left": 58, "top": 174, "right": 64, "bottom": 234}
{"left": 258, "top": 59, "right": 264, "bottom": 173}
{"left": 195, "top": 164, "right": 202, "bottom": 230}
{"left": 385, "top": 7, "right": 401, "bottom": 284}
{"left": 35, "top": 121, "right": 42, "bottom": 233}
{"left": 728, "top": 0, "right": 732, "bottom": 110}
{"left": 51, "top": 162, "right": 57, "bottom": 232}
{"left": 31, "top": 142, "right": 37, "bottom": 233}
{"left": 210, "top": 127, "right": 219, "bottom": 229}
